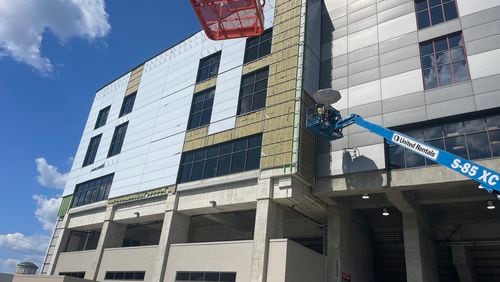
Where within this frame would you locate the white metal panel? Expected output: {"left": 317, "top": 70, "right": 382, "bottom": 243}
{"left": 381, "top": 69, "right": 424, "bottom": 100}
{"left": 457, "top": 0, "right": 500, "bottom": 16}
{"left": 348, "top": 25, "right": 378, "bottom": 53}
{"left": 468, "top": 48, "right": 500, "bottom": 79}
{"left": 378, "top": 13, "right": 417, "bottom": 42}
{"left": 348, "top": 80, "right": 381, "bottom": 108}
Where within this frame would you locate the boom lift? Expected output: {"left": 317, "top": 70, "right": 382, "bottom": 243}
{"left": 306, "top": 89, "right": 500, "bottom": 196}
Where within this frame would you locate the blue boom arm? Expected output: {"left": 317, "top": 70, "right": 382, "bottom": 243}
{"left": 307, "top": 110, "right": 500, "bottom": 194}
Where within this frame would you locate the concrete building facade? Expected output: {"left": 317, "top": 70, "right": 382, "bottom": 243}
{"left": 41, "top": 0, "right": 500, "bottom": 281}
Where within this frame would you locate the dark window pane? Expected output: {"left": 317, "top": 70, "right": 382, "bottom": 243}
{"left": 204, "top": 273, "right": 219, "bottom": 281}
{"left": 195, "top": 150, "right": 206, "bottom": 161}
{"left": 429, "top": 0, "right": 440, "bottom": 7}
{"left": 119, "top": 93, "right": 136, "bottom": 117}
{"left": 234, "top": 139, "right": 247, "bottom": 151}
{"left": 247, "top": 36, "right": 260, "bottom": 47}
{"left": 253, "top": 91, "right": 267, "bottom": 110}
{"left": 406, "top": 129, "right": 423, "bottom": 140}
{"left": 248, "top": 135, "right": 262, "bottom": 148}
{"left": 444, "top": 122, "right": 465, "bottom": 137}
{"left": 220, "top": 143, "right": 233, "bottom": 154}
{"left": 231, "top": 152, "right": 246, "bottom": 173}
{"left": 423, "top": 126, "right": 443, "bottom": 140}
{"left": 487, "top": 116, "right": 500, "bottom": 130}
{"left": 108, "top": 123, "right": 128, "bottom": 157}
{"left": 241, "top": 85, "right": 254, "bottom": 96}
{"left": 196, "top": 52, "right": 221, "bottom": 82}
{"left": 105, "top": 273, "right": 114, "bottom": 279}
{"left": 464, "top": 118, "right": 487, "bottom": 133}
{"left": 416, "top": 0, "right": 428, "bottom": 12}
{"left": 203, "top": 98, "right": 214, "bottom": 110}
{"left": 134, "top": 272, "right": 145, "bottom": 280}
{"left": 421, "top": 55, "right": 434, "bottom": 68}
{"left": 176, "top": 272, "right": 190, "bottom": 280}
{"left": 217, "top": 155, "right": 231, "bottom": 176}
{"left": 189, "top": 113, "right": 201, "bottom": 129}
{"left": 430, "top": 6, "right": 444, "bottom": 25}
{"left": 124, "top": 272, "right": 134, "bottom": 279}
{"left": 423, "top": 68, "right": 438, "bottom": 89}
{"left": 254, "top": 80, "right": 268, "bottom": 92}
{"left": 189, "top": 272, "right": 204, "bottom": 281}
{"left": 446, "top": 136, "right": 468, "bottom": 159}
{"left": 192, "top": 102, "right": 203, "bottom": 113}
{"left": 452, "top": 61, "right": 469, "bottom": 82}
{"left": 209, "top": 64, "right": 219, "bottom": 77}
{"left": 450, "top": 47, "right": 464, "bottom": 62}
{"left": 417, "top": 12, "right": 431, "bottom": 29}
{"left": 200, "top": 110, "right": 212, "bottom": 126}
{"left": 438, "top": 64, "right": 453, "bottom": 85}
{"left": 467, "top": 132, "right": 491, "bottom": 159}
{"left": 115, "top": 272, "right": 124, "bottom": 279}
{"left": 239, "top": 96, "right": 253, "bottom": 114}
{"left": 191, "top": 161, "right": 204, "bottom": 181}
{"left": 207, "top": 147, "right": 219, "bottom": 158}
{"left": 245, "top": 46, "right": 259, "bottom": 63}
{"left": 220, "top": 273, "right": 236, "bottom": 282}
{"left": 204, "top": 158, "right": 218, "bottom": 178}
{"left": 405, "top": 151, "right": 426, "bottom": 168}
{"left": 246, "top": 148, "right": 261, "bottom": 170}
{"left": 489, "top": 130, "right": 500, "bottom": 157}
{"left": 179, "top": 164, "right": 192, "bottom": 183}
{"left": 259, "top": 41, "right": 272, "bottom": 57}
{"left": 256, "top": 69, "right": 269, "bottom": 81}
{"left": 95, "top": 106, "right": 110, "bottom": 129}
{"left": 389, "top": 146, "right": 405, "bottom": 169}
{"left": 242, "top": 75, "right": 255, "bottom": 86}
{"left": 443, "top": 2, "right": 458, "bottom": 20}
{"left": 449, "top": 33, "right": 462, "bottom": 48}
{"left": 421, "top": 42, "right": 434, "bottom": 55}
{"left": 183, "top": 152, "right": 195, "bottom": 163}
{"left": 435, "top": 38, "right": 448, "bottom": 52}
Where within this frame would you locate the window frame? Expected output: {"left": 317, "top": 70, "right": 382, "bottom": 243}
{"left": 119, "top": 93, "right": 137, "bottom": 117}
{"left": 104, "top": 271, "right": 145, "bottom": 281}
{"left": 244, "top": 28, "right": 273, "bottom": 64}
{"left": 95, "top": 106, "right": 111, "bottom": 129}
{"left": 71, "top": 174, "right": 114, "bottom": 208}
{"left": 175, "top": 271, "right": 236, "bottom": 282}
{"left": 237, "top": 67, "right": 269, "bottom": 115}
{"left": 415, "top": 0, "right": 459, "bottom": 29}
{"left": 82, "top": 134, "right": 102, "bottom": 167}
{"left": 108, "top": 122, "right": 129, "bottom": 157}
{"left": 419, "top": 32, "right": 470, "bottom": 90}
{"left": 196, "top": 51, "right": 222, "bottom": 83}
{"left": 187, "top": 87, "right": 216, "bottom": 130}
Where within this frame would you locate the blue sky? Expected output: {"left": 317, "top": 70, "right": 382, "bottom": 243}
{"left": 0, "top": 1, "right": 199, "bottom": 272}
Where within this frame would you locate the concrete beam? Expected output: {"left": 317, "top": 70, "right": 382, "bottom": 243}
{"left": 452, "top": 246, "right": 477, "bottom": 282}
{"left": 202, "top": 213, "right": 253, "bottom": 231}
{"left": 86, "top": 205, "right": 116, "bottom": 281}
{"left": 47, "top": 215, "right": 70, "bottom": 275}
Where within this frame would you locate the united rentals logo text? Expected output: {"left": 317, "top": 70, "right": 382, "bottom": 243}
{"left": 391, "top": 134, "right": 439, "bottom": 161}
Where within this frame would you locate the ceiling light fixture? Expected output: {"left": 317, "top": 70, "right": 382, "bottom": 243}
{"left": 487, "top": 200, "right": 496, "bottom": 210}
{"left": 362, "top": 194, "right": 370, "bottom": 200}
{"left": 382, "top": 208, "right": 390, "bottom": 216}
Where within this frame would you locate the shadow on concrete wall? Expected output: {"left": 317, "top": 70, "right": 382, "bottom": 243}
{"left": 342, "top": 150, "right": 384, "bottom": 191}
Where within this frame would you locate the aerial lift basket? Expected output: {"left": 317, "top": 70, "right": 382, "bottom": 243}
{"left": 190, "top": 0, "right": 265, "bottom": 40}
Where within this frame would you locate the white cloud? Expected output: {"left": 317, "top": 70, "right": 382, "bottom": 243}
{"left": 35, "top": 158, "right": 69, "bottom": 189}
{"left": 0, "top": 258, "right": 20, "bottom": 273}
{"left": 0, "top": 0, "right": 111, "bottom": 74}
{"left": 33, "top": 195, "right": 61, "bottom": 231}
{"left": 0, "top": 233, "right": 49, "bottom": 255}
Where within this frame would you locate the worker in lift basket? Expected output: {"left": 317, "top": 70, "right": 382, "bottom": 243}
{"left": 316, "top": 104, "right": 328, "bottom": 122}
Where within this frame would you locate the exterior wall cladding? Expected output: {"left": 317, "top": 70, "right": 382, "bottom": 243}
{"left": 39, "top": 1, "right": 500, "bottom": 282}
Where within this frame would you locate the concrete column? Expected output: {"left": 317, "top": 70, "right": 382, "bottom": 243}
{"left": 86, "top": 205, "right": 119, "bottom": 281}
{"left": 452, "top": 246, "right": 476, "bottom": 282}
{"left": 402, "top": 212, "right": 439, "bottom": 282}
{"left": 151, "top": 194, "right": 190, "bottom": 282}
{"left": 327, "top": 205, "right": 374, "bottom": 282}
{"left": 47, "top": 214, "right": 71, "bottom": 275}
{"left": 249, "top": 198, "right": 284, "bottom": 282}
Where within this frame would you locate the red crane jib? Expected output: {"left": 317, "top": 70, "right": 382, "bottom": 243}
{"left": 190, "top": 0, "right": 265, "bottom": 40}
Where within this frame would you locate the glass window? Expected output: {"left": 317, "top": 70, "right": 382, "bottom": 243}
{"left": 420, "top": 33, "right": 470, "bottom": 90}
{"left": 104, "top": 271, "right": 145, "bottom": 281}
{"left": 238, "top": 67, "right": 269, "bottom": 115}
{"left": 82, "top": 134, "right": 102, "bottom": 167}
{"left": 415, "top": 0, "right": 458, "bottom": 29}
{"left": 178, "top": 135, "right": 262, "bottom": 183}
{"left": 71, "top": 174, "right": 114, "bottom": 208}
{"left": 119, "top": 93, "right": 137, "bottom": 117}
{"left": 244, "top": 28, "right": 273, "bottom": 63}
{"left": 95, "top": 106, "right": 110, "bottom": 129}
{"left": 188, "top": 88, "right": 215, "bottom": 130}
{"left": 108, "top": 122, "right": 129, "bottom": 157}
{"left": 387, "top": 113, "right": 500, "bottom": 169}
{"left": 175, "top": 272, "right": 236, "bottom": 282}
{"left": 197, "top": 52, "right": 221, "bottom": 82}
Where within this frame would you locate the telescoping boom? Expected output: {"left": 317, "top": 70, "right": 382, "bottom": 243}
{"left": 306, "top": 90, "right": 500, "bottom": 195}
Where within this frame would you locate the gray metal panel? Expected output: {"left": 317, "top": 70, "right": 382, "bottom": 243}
{"left": 382, "top": 91, "right": 425, "bottom": 113}
{"left": 463, "top": 20, "right": 500, "bottom": 43}
{"left": 333, "top": 26, "right": 348, "bottom": 40}
{"left": 348, "top": 44, "right": 379, "bottom": 63}
{"left": 461, "top": 6, "right": 500, "bottom": 29}
{"left": 426, "top": 96, "right": 476, "bottom": 119}
{"left": 348, "top": 131, "right": 384, "bottom": 147}
{"left": 424, "top": 82, "right": 474, "bottom": 104}
{"left": 348, "top": 101, "right": 383, "bottom": 117}
{"left": 348, "top": 4, "right": 377, "bottom": 24}
{"left": 380, "top": 56, "right": 421, "bottom": 78}
{"left": 472, "top": 73, "right": 500, "bottom": 94}
{"left": 348, "top": 0, "right": 377, "bottom": 14}
{"left": 331, "top": 134, "right": 350, "bottom": 151}
{"left": 379, "top": 31, "right": 418, "bottom": 53}
{"left": 418, "top": 19, "right": 462, "bottom": 42}
{"left": 348, "top": 68, "right": 381, "bottom": 87}
{"left": 475, "top": 91, "right": 500, "bottom": 111}
{"left": 348, "top": 15, "right": 378, "bottom": 34}
{"left": 378, "top": 1, "right": 415, "bottom": 24}
{"left": 333, "top": 64, "right": 348, "bottom": 79}
{"left": 383, "top": 106, "right": 428, "bottom": 127}
{"left": 465, "top": 34, "right": 500, "bottom": 55}
{"left": 332, "top": 77, "right": 348, "bottom": 89}
{"left": 329, "top": 6, "right": 348, "bottom": 20}
{"left": 333, "top": 54, "right": 348, "bottom": 66}
{"left": 377, "top": 0, "right": 413, "bottom": 13}
{"left": 349, "top": 115, "right": 383, "bottom": 134}
{"left": 380, "top": 43, "right": 419, "bottom": 65}
{"left": 348, "top": 56, "right": 380, "bottom": 75}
